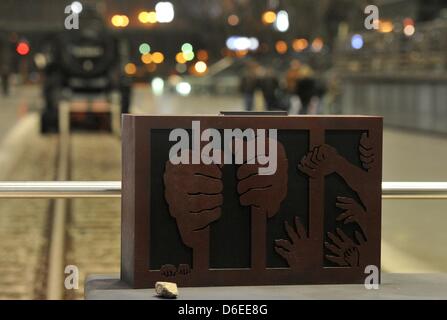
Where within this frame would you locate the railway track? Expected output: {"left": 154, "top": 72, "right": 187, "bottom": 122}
{"left": 63, "top": 133, "right": 121, "bottom": 299}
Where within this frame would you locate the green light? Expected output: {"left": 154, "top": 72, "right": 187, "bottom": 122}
{"left": 139, "top": 43, "right": 151, "bottom": 55}
{"left": 183, "top": 51, "right": 195, "bottom": 61}
{"left": 181, "top": 43, "right": 193, "bottom": 53}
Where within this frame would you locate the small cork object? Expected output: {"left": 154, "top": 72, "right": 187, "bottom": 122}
{"left": 155, "top": 281, "right": 178, "bottom": 299}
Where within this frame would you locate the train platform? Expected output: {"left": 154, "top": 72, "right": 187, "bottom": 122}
{"left": 84, "top": 273, "right": 447, "bottom": 300}
{"left": 0, "top": 85, "right": 446, "bottom": 299}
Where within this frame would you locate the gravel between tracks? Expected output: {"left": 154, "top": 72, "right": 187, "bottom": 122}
{"left": 0, "top": 135, "right": 58, "bottom": 299}
{"left": 65, "top": 133, "right": 121, "bottom": 300}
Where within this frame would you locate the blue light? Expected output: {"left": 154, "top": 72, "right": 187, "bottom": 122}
{"left": 351, "top": 34, "right": 364, "bottom": 50}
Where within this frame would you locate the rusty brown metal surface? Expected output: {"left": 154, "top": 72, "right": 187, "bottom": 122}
{"left": 121, "top": 115, "right": 383, "bottom": 288}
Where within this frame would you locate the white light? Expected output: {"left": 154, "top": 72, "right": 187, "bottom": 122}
{"left": 71, "top": 1, "right": 83, "bottom": 14}
{"left": 34, "top": 53, "right": 47, "bottom": 69}
{"left": 226, "top": 36, "right": 259, "bottom": 51}
{"left": 176, "top": 82, "right": 192, "bottom": 96}
{"left": 155, "top": 2, "right": 175, "bottom": 23}
{"left": 151, "top": 77, "right": 164, "bottom": 96}
{"left": 404, "top": 25, "right": 415, "bottom": 36}
{"left": 351, "top": 34, "right": 364, "bottom": 50}
{"left": 226, "top": 36, "right": 238, "bottom": 50}
{"left": 275, "top": 10, "right": 289, "bottom": 32}
{"left": 234, "top": 37, "right": 251, "bottom": 51}
{"left": 249, "top": 37, "right": 259, "bottom": 51}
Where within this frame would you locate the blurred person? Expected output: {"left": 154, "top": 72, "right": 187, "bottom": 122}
{"left": 0, "top": 66, "right": 10, "bottom": 96}
{"left": 260, "top": 67, "right": 280, "bottom": 110}
{"left": 285, "top": 59, "right": 301, "bottom": 94}
{"left": 294, "top": 65, "right": 318, "bottom": 114}
{"left": 285, "top": 60, "right": 302, "bottom": 114}
{"left": 239, "top": 61, "right": 259, "bottom": 111}
{"left": 0, "top": 33, "right": 12, "bottom": 96}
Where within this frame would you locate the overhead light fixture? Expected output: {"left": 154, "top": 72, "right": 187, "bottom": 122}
{"left": 155, "top": 2, "right": 174, "bottom": 23}
{"left": 275, "top": 10, "right": 289, "bottom": 32}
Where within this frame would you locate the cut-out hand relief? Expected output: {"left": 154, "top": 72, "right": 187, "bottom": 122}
{"left": 298, "top": 144, "right": 342, "bottom": 179}
{"left": 336, "top": 196, "right": 368, "bottom": 235}
{"left": 234, "top": 135, "right": 288, "bottom": 218}
{"left": 274, "top": 217, "right": 318, "bottom": 270}
{"left": 325, "top": 228, "right": 366, "bottom": 267}
{"left": 164, "top": 150, "right": 223, "bottom": 249}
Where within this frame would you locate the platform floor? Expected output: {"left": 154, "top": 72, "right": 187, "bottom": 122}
{"left": 85, "top": 273, "right": 447, "bottom": 300}
{"left": 0, "top": 84, "right": 445, "bottom": 299}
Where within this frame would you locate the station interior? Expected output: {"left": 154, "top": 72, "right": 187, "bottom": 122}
{"left": 0, "top": 0, "right": 446, "bottom": 299}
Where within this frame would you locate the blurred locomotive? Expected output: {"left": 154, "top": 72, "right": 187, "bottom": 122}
{"left": 40, "top": 6, "right": 131, "bottom": 133}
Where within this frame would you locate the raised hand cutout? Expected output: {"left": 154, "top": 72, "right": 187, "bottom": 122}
{"left": 235, "top": 137, "right": 288, "bottom": 218}
{"left": 164, "top": 153, "right": 223, "bottom": 248}
{"left": 164, "top": 151, "right": 223, "bottom": 272}
{"left": 274, "top": 217, "right": 318, "bottom": 270}
{"left": 298, "top": 144, "right": 342, "bottom": 179}
{"left": 335, "top": 196, "right": 368, "bottom": 235}
{"left": 325, "top": 228, "right": 366, "bottom": 267}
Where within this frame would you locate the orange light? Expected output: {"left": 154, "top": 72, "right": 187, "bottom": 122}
{"left": 124, "top": 63, "right": 137, "bottom": 75}
{"left": 111, "top": 14, "right": 129, "bottom": 27}
{"left": 275, "top": 40, "right": 288, "bottom": 54}
{"left": 262, "top": 11, "right": 276, "bottom": 24}
{"left": 138, "top": 11, "right": 150, "bottom": 23}
{"left": 111, "top": 15, "right": 122, "bottom": 27}
{"left": 379, "top": 20, "right": 394, "bottom": 33}
{"left": 197, "top": 50, "right": 209, "bottom": 62}
{"left": 311, "top": 38, "right": 324, "bottom": 52}
{"left": 235, "top": 50, "right": 248, "bottom": 57}
{"left": 121, "top": 15, "right": 129, "bottom": 27}
{"left": 147, "top": 11, "right": 157, "bottom": 23}
{"left": 292, "top": 38, "right": 308, "bottom": 52}
{"left": 141, "top": 53, "right": 152, "bottom": 64}
{"left": 152, "top": 52, "right": 164, "bottom": 64}
{"left": 227, "top": 14, "right": 239, "bottom": 26}
{"left": 16, "top": 42, "right": 30, "bottom": 55}
{"left": 175, "top": 52, "right": 186, "bottom": 64}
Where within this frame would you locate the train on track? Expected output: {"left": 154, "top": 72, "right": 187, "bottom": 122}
{"left": 40, "top": 6, "right": 131, "bottom": 133}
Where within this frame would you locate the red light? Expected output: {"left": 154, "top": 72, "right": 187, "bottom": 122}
{"left": 403, "top": 18, "right": 414, "bottom": 27}
{"left": 16, "top": 42, "right": 30, "bottom": 56}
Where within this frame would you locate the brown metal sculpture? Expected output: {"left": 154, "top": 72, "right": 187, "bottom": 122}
{"left": 121, "top": 115, "right": 382, "bottom": 288}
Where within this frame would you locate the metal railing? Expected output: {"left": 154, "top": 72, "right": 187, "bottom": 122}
{"left": 0, "top": 181, "right": 446, "bottom": 199}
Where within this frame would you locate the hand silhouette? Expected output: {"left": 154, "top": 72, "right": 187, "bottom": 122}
{"left": 235, "top": 136, "right": 288, "bottom": 218}
{"left": 160, "top": 264, "right": 177, "bottom": 277}
{"left": 336, "top": 196, "right": 368, "bottom": 233}
{"left": 274, "top": 217, "right": 318, "bottom": 270}
{"left": 177, "top": 264, "right": 191, "bottom": 276}
{"left": 164, "top": 152, "right": 223, "bottom": 248}
{"left": 325, "top": 228, "right": 366, "bottom": 267}
{"left": 298, "top": 144, "right": 342, "bottom": 179}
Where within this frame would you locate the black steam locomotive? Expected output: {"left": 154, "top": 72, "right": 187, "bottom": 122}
{"left": 41, "top": 7, "right": 131, "bottom": 132}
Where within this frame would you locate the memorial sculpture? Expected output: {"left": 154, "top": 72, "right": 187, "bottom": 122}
{"left": 121, "top": 114, "right": 382, "bottom": 288}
